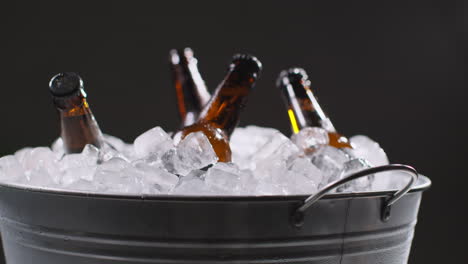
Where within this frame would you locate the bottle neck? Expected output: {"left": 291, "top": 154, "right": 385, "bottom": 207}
{"left": 281, "top": 84, "right": 352, "bottom": 149}
{"left": 172, "top": 59, "right": 210, "bottom": 127}
{"left": 54, "top": 95, "right": 103, "bottom": 153}
{"left": 282, "top": 83, "right": 337, "bottom": 134}
{"left": 198, "top": 70, "right": 253, "bottom": 137}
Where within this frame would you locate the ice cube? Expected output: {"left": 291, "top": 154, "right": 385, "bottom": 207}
{"left": 238, "top": 169, "right": 259, "bottom": 195}
{"left": 103, "top": 134, "right": 135, "bottom": 159}
{"left": 57, "top": 145, "right": 101, "bottom": 185}
{"left": 371, "top": 171, "right": 410, "bottom": 191}
{"left": 338, "top": 158, "right": 373, "bottom": 192}
{"left": 16, "top": 147, "right": 57, "bottom": 171}
{"left": 14, "top": 147, "right": 33, "bottom": 164}
{"left": 59, "top": 154, "right": 89, "bottom": 170}
{"left": 61, "top": 166, "right": 96, "bottom": 185}
{"left": 94, "top": 166, "right": 145, "bottom": 194}
{"left": 349, "top": 135, "right": 389, "bottom": 166}
{"left": 160, "top": 148, "right": 177, "bottom": 173}
{"left": 133, "top": 127, "right": 173, "bottom": 159}
{"left": 251, "top": 132, "right": 300, "bottom": 193}
{"left": 291, "top": 127, "right": 329, "bottom": 154}
{"left": 98, "top": 157, "right": 130, "bottom": 172}
{"left": 15, "top": 147, "right": 61, "bottom": 184}
{"left": 103, "top": 134, "right": 127, "bottom": 152}
{"left": 185, "top": 169, "right": 207, "bottom": 179}
{"left": 59, "top": 145, "right": 99, "bottom": 170}
{"left": 0, "top": 126, "right": 395, "bottom": 196}
{"left": 282, "top": 172, "right": 318, "bottom": 195}
{"left": 288, "top": 157, "right": 323, "bottom": 184}
{"left": 98, "top": 144, "right": 128, "bottom": 163}
{"left": 172, "top": 132, "right": 218, "bottom": 176}
{"left": 66, "top": 179, "right": 98, "bottom": 192}
{"left": 230, "top": 126, "right": 282, "bottom": 169}
{"left": 204, "top": 163, "right": 242, "bottom": 195}
{"left": 134, "top": 163, "right": 179, "bottom": 193}
{"left": 310, "top": 146, "right": 351, "bottom": 186}
{"left": 255, "top": 181, "right": 284, "bottom": 195}
{"left": 255, "top": 157, "right": 321, "bottom": 195}
{"left": 253, "top": 158, "right": 288, "bottom": 191}
{"left": 253, "top": 132, "right": 299, "bottom": 164}
{"left": 172, "top": 176, "right": 214, "bottom": 196}
{"left": 23, "top": 168, "right": 56, "bottom": 187}
{"left": 51, "top": 138, "right": 65, "bottom": 158}
{"left": 0, "top": 155, "right": 25, "bottom": 182}
{"left": 82, "top": 144, "right": 100, "bottom": 162}
{"left": 93, "top": 157, "right": 131, "bottom": 189}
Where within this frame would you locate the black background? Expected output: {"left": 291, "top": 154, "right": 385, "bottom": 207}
{"left": 2, "top": 1, "right": 466, "bottom": 263}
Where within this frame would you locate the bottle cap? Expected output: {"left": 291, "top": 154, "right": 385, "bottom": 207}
{"left": 49, "top": 72, "right": 83, "bottom": 97}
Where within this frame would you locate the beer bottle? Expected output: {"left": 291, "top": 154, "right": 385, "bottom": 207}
{"left": 178, "top": 54, "right": 262, "bottom": 162}
{"left": 277, "top": 68, "right": 352, "bottom": 149}
{"left": 49, "top": 72, "right": 104, "bottom": 154}
{"left": 170, "top": 48, "right": 211, "bottom": 127}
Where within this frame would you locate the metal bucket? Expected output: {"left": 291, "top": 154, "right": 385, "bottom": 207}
{"left": 0, "top": 164, "right": 430, "bottom": 264}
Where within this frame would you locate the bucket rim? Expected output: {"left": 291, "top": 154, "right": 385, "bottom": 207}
{"left": 0, "top": 175, "right": 431, "bottom": 202}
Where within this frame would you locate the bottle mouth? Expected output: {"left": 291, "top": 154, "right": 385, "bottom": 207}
{"left": 169, "top": 48, "right": 195, "bottom": 66}
{"left": 49, "top": 72, "right": 84, "bottom": 97}
{"left": 277, "top": 68, "right": 309, "bottom": 88}
{"left": 230, "top": 54, "right": 262, "bottom": 77}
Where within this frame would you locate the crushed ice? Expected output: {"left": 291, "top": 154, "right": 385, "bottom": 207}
{"left": 0, "top": 126, "right": 404, "bottom": 196}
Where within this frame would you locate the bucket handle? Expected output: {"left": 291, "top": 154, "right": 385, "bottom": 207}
{"left": 291, "top": 164, "right": 419, "bottom": 227}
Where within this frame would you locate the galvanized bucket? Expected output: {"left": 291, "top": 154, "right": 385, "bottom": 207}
{"left": 0, "top": 164, "right": 430, "bottom": 264}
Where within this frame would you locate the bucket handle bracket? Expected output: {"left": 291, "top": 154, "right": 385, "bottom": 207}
{"left": 291, "top": 164, "right": 419, "bottom": 228}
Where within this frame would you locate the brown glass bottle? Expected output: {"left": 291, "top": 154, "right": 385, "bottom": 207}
{"left": 277, "top": 68, "right": 352, "bottom": 149}
{"left": 170, "top": 48, "right": 211, "bottom": 127}
{"left": 49, "top": 72, "right": 104, "bottom": 154}
{"left": 179, "top": 54, "right": 262, "bottom": 162}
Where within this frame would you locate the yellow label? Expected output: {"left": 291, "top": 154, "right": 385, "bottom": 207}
{"left": 288, "top": 109, "right": 300, "bottom": 134}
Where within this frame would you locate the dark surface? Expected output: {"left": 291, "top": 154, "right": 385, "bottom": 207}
{"left": 2, "top": 1, "right": 466, "bottom": 263}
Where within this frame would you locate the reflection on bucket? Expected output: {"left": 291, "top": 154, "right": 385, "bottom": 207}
{"left": 0, "top": 164, "right": 430, "bottom": 264}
